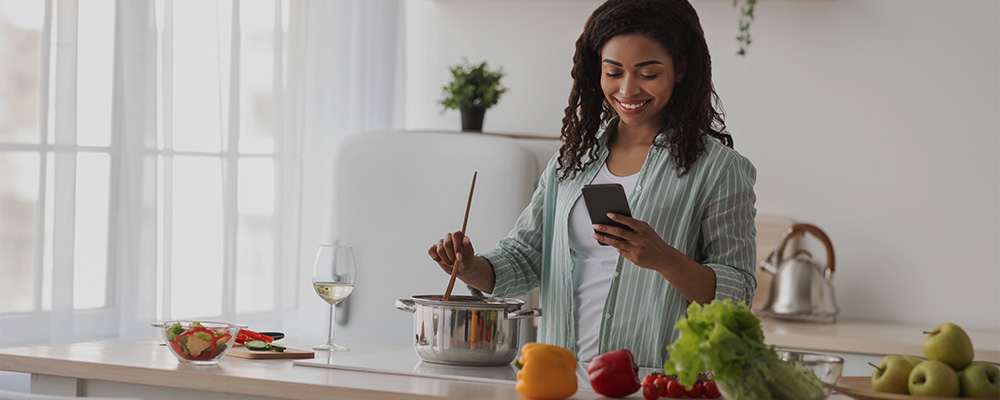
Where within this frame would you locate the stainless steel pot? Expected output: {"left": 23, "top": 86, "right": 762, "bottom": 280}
{"left": 395, "top": 295, "right": 541, "bottom": 366}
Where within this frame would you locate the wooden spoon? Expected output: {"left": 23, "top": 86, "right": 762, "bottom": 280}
{"left": 442, "top": 171, "right": 477, "bottom": 302}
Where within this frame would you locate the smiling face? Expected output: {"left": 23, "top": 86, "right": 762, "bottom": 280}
{"left": 600, "top": 34, "right": 684, "bottom": 135}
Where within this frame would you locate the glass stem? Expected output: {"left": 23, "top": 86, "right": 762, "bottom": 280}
{"left": 327, "top": 303, "right": 336, "bottom": 345}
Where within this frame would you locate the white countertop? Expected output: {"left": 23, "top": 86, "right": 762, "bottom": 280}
{"left": 1, "top": 338, "right": 859, "bottom": 400}
{"left": 761, "top": 317, "right": 1000, "bottom": 363}
{"left": 4, "top": 318, "right": 996, "bottom": 399}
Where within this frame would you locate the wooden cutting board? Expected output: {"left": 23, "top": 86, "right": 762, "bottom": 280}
{"left": 226, "top": 345, "right": 314, "bottom": 360}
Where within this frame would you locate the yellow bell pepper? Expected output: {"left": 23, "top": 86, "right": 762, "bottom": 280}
{"left": 514, "top": 342, "right": 578, "bottom": 399}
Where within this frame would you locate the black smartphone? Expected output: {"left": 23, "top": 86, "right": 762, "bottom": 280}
{"left": 581, "top": 183, "right": 634, "bottom": 245}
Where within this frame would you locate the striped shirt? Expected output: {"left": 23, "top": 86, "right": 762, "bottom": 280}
{"left": 474, "top": 123, "right": 757, "bottom": 368}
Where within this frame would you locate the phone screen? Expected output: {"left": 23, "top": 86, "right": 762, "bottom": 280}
{"left": 581, "top": 183, "right": 633, "bottom": 245}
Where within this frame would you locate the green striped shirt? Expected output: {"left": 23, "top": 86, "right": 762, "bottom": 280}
{"left": 475, "top": 125, "right": 757, "bottom": 368}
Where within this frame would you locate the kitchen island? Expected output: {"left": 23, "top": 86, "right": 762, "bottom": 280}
{"left": 3, "top": 317, "right": 997, "bottom": 399}
{"left": 1, "top": 338, "right": 858, "bottom": 400}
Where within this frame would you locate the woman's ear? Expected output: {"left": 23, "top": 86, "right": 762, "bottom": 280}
{"left": 675, "top": 59, "right": 687, "bottom": 83}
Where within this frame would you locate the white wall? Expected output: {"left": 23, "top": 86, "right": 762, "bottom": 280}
{"left": 403, "top": 0, "right": 1000, "bottom": 331}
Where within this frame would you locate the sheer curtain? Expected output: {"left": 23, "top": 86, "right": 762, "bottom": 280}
{"left": 0, "top": 0, "right": 400, "bottom": 347}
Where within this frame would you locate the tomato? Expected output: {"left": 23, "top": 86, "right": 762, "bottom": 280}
{"left": 642, "top": 383, "right": 660, "bottom": 400}
{"left": 702, "top": 380, "right": 721, "bottom": 399}
{"left": 665, "top": 379, "right": 686, "bottom": 398}
{"left": 686, "top": 381, "right": 703, "bottom": 398}
{"left": 654, "top": 377, "right": 670, "bottom": 397}
{"left": 642, "top": 373, "right": 660, "bottom": 388}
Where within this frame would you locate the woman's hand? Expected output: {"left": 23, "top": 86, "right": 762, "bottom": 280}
{"left": 592, "top": 213, "right": 678, "bottom": 273}
{"left": 428, "top": 231, "right": 476, "bottom": 277}
{"left": 427, "top": 231, "right": 497, "bottom": 294}
{"left": 593, "top": 213, "right": 716, "bottom": 304}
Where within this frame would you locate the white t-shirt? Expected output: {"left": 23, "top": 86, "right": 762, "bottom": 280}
{"left": 568, "top": 162, "right": 639, "bottom": 362}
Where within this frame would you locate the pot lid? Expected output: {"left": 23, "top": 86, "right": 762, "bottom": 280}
{"left": 410, "top": 295, "right": 525, "bottom": 309}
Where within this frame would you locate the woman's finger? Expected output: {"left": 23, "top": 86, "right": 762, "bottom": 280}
{"left": 593, "top": 223, "right": 634, "bottom": 243}
{"left": 437, "top": 238, "right": 455, "bottom": 265}
{"left": 428, "top": 245, "right": 442, "bottom": 263}
{"left": 605, "top": 213, "right": 638, "bottom": 231}
{"left": 462, "top": 236, "right": 474, "bottom": 256}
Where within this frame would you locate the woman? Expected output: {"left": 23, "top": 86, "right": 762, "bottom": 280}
{"left": 428, "top": 0, "right": 757, "bottom": 368}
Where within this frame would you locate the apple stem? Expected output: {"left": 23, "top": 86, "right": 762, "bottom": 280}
{"left": 868, "top": 362, "right": 883, "bottom": 372}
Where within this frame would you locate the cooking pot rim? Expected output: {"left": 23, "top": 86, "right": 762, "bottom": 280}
{"left": 408, "top": 294, "right": 525, "bottom": 308}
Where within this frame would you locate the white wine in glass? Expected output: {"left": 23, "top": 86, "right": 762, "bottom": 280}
{"left": 312, "top": 244, "right": 356, "bottom": 351}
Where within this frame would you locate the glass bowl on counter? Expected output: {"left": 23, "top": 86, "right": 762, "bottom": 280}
{"left": 716, "top": 350, "right": 844, "bottom": 400}
{"left": 153, "top": 320, "right": 245, "bottom": 365}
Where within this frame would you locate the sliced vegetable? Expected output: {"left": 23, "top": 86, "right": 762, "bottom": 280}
{"left": 165, "top": 323, "right": 185, "bottom": 341}
{"left": 245, "top": 340, "right": 286, "bottom": 352}
{"left": 267, "top": 343, "right": 286, "bottom": 352}
{"left": 245, "top": 340, "right": 270, "bottom": 351}
{"left": 235, "top": 329, "right": 274, "bottom": 344}
{"left": 178, "top": 327, "right": 218, "bottom": 360}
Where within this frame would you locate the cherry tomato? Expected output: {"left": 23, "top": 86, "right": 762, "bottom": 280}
{"left": 642, "top": 374, "right": 659, "bottom": 388}
{"left": 686, "top": 381, "right": 703, "bottom": 398}
{"left": 702, "top": 380, "right": 721, "bottom": 399}
{"left": 665, "top": 379, "right": 686, "bottom": 398}
{"left": 642, "top": 383, "right": 660, "bottom": 400}
{"left": 654, "top": 377, "right": 670, "bottom": 397}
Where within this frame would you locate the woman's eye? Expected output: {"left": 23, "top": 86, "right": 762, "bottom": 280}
{"left": 605, "top": 72, "right": 623, "bottom": 78}
{"left": 640, "top": 73, "right": 659, "bottom": 79}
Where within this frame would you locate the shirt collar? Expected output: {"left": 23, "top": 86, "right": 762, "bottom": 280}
{"left": 595, "top": 116, "right": 672, "bottom": 147}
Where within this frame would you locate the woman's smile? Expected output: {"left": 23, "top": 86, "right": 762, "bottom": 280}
{"left": 616, "top": 98, "right": 652, "bottom": 113}
{"left": 600, "top": 34, "right": 684, "bottom": 135}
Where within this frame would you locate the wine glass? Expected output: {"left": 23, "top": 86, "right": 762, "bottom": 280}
{"left": 311, "top": 244, "right": 356, "bottom": 351}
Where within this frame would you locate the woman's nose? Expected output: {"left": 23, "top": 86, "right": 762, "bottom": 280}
{"left": 619, "top": 75, "right": 640, "bottom": 97}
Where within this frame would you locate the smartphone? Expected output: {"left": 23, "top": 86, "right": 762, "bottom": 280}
{"left": 581, "top": 183, "right": 634, "bottom": 245}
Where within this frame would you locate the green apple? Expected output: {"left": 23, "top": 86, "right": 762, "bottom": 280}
{"left": 923, "top": 322, "right": 975, "bottom": 370}
{"left": 909, "top": 360, "right": 960, "bottom": 397}
{"left": 902, "top": 355, "right": 925, "bottom": 366}
{"left": 959, "top": 362, "right": 1000, "bottom": 398}
{"left": 870, "top": 355, "right": 915, "bottom": 394}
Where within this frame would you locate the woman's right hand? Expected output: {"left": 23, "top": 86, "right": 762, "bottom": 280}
{"left": 427, "top": 231, "right": 476, "bottom": 277}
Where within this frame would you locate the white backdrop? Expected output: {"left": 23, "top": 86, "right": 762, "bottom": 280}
{"left": 401, "top": 0, "right": 1000, "bottom": 331}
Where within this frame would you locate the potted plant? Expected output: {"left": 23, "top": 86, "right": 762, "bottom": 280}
{"left": 439, "top": 59, "right": 507, "bottom": 132}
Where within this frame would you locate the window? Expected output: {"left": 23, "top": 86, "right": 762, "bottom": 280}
{"left": 0, "top": 0, "right": 303, "bottom": 346}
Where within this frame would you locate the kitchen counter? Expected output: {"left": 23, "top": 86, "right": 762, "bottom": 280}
{"left": 761, "top": 317, "right": 1000, "bottom": 363}
{"left": 0, "top": 338, "right": 856, "bottom": 400}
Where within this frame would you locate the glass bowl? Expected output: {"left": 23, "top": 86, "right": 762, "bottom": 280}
{"left": 716, "top": 350, "right": 844, "bottom": 400}
{"left": 153, "top": 320, "right": 244, "bottom": 365}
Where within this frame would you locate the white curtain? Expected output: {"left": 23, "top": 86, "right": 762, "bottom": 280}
{"left": 0, "top": 0, "right": 400, "bottom": 347}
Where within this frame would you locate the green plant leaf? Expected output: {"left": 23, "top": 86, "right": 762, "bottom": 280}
{"left": 440, "top": 58, "right": 508, "bottom": 112}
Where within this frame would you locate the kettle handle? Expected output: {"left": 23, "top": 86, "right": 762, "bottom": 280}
{"left": 773, "top": 223, "right": 836, "bottom": 279}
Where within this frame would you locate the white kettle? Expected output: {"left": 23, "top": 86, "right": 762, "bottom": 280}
{"left": 757, "top": 223, "right": 839, "bottom": 322}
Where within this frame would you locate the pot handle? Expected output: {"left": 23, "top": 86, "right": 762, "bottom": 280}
{"left": 507, "top": 308, "right": 542, "bottom": 320}
{"left": 395, "top": 299, "right": 416, "bottom": 313}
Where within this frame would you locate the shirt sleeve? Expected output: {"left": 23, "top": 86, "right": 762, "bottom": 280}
{"left": 701, "top": 153, "right": 758, "bottom": 306}
{"left": 469, "top": 155, "right": 557, "bottom": 298}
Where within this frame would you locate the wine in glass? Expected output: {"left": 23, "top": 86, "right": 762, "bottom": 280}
{"left": 312, "top": 244, "right": 356, "bottom": 351}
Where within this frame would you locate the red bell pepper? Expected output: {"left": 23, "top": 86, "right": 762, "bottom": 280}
{"left": 587, "top": 349, "right": 642, "bottom": 398}
{"left": 235, "top": 329, "right": 273, "bottom": 344}
{"left": 176, "top": 326, "right": 218, "bottom": 360}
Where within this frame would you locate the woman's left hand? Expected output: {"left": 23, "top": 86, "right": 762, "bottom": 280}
{"left": 592, "top": 213, "right": 677, "bottom": 273}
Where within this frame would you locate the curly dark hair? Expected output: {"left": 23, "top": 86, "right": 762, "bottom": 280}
{"left": 558, "top": 0, "right": 733, "bottom": 181}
